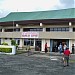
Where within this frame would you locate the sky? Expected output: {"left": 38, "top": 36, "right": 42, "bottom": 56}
{"left": 0, "top": 0, "right": 75, "bottom": 18}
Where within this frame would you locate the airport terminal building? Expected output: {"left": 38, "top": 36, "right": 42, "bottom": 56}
{"left": 0, "top": 8, "right": 75, "bottom": 52}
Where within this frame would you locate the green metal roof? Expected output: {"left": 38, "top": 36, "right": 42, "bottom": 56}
{"left": 0, "top": 8, "right": 75, "bottom": 22}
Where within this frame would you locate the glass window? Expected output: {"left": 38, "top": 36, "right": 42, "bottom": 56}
{"left": 62, "top": 28, "right": 66, "bottom": 31}
{"left": 24, "top": 39, "right": 34, "bottom": 46}
{"left": 58, "top": 28, "right": 62, "bottom": 31}
{"left": 4, "top": 28, "right": 20, "bottom": 32}
{"left": 46, "top": 28, "right": 50, "bottom": 31}
{"left": 17, "top": 40, "right": 20, "bottom": 45}
{"left": 54, "top": 28, "right": 58, "bottom": 31}
{"left": 14, "top": 28, "right": 20, "bottom": 32}
{"left": 23, "top": 28, "right": 43, "bottom": 31}
{"left": 73, "top": 28, "right": 75, "bottom": 32}
{"left": 46, "top": 27, "right": 69, "bottom": 32}
{"left": 50, "top": 28, "right": 54, "bottom": 31}
{"left": 66, "top": 28, "right": 69, "bottom": 31}
{"left": 4, "top": 29, "right": 13, "bottom": 32}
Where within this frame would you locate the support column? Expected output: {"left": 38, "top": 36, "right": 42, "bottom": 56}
{"left": 69, "top": 40, "right": 72, "bottom": 53}
{"left": 1, "top": 28, "right": 5, "bottom": 44}
{"left": 19, "top": 39, "right": 23, "bottom": 47}
{"left": 41, "top": 39, "right": 45, "bottom": 52}
{"left": 19, "top": 27, "right": 23, "bottom": 47}
{"left": 34, "top": 39, "right": 35, "bottom": 47}
{"left": 2, "top": 28, "right": 4, "bottom": 32}
{"left": 69, "top": 27, "right": 72, "bottom": 32}
{"left": 1, "top": 38, "right": 5, "bottom": 44}
{"left": 20, "top": 28, "right": 23, "bottom": 32}
{"left": 43, "top": 28, "right": 46, "bottom": 32}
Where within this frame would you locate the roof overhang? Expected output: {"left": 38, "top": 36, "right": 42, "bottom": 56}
{"left": 0, "top": 18, "right": 75, "bottom": 26}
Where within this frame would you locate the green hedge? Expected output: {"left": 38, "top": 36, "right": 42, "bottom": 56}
{"left": 1, "top": 42, "right": 8, "bottom": 45}
{"left": 0, "top": 48, "right": 12, "bottom": 53}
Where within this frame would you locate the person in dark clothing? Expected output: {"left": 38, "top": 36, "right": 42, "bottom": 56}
{"left": 45, "top": 42, "right": 48, "bottom": 53}
{"left": 72, "top": 44, "right": 74, "bottom": 54}
{"left": 63, "top": 47, "right": 71, "bottom": 67}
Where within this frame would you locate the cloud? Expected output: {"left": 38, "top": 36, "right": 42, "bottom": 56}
{"left": 0, "top": 10, "right": 10, "bottom": 18}
{"left": 59, "top": 0, "right": 75, "bottom": 8}
{"left": 0, "top": 0, "right": 61, "bottom": 12}
{"left": 0, "top": 0, "right": 75, "bottom": 18}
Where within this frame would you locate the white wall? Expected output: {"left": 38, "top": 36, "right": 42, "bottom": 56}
{"left": 1, "top": 39, "right": 11, "bottom": 45}
{"left": 41, "top": 39, "right": 50, "bottom": 52}
{"left": 41, "top": 39, "right": 45, "bottom": 51}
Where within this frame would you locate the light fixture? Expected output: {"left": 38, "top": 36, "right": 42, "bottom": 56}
{"left": 69, "top": 22, "right": 72, "bottom": 26}
{"left": 40, "top": 23, "right": 43, "bottom": 26}
{"left": 16, "top": 24, "right": 18, "bottom": 27}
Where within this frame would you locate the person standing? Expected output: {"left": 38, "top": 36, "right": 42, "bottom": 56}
{"left": 63, "top": 47, "right": 71, "bottom": 67}
{"left": 72, "top": 44, "right": 74, "bottom": 54}
{"left": 63, "top": 44, "right": 67, "bottom": 51}
{"left": 59, "top": 43, "right": 62, "bottom": 54}
{"left": 45, "top": 42, "right": 48, "bottom": 53}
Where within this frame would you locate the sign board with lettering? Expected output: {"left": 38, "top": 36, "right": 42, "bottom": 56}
{"left": 21, "top": 32, "right": 39, "bottom": 38}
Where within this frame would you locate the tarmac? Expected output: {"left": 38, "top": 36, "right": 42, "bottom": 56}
{"left": 0, "top": 51, "right": 75, "bottom": 75}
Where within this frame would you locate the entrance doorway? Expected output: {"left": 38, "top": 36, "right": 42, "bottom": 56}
{"left": 35, "top": 39, "right": 41, "bottom": 51}
{"left": 50, "top": 39, "right": 69, "bottom": 52}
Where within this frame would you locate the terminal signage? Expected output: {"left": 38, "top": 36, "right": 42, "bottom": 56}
{"left": 21, "top": 32, "right": 39, "bottom": 38}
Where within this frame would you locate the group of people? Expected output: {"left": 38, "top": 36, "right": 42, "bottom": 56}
{"left": 45, "top": 42, "right": 72, "bottom": 67}
{"left": 58, "top": 43, "right": 71, "bottom": 67}
{"left": 58, "top": 43, "right": 67, "bottom": 54}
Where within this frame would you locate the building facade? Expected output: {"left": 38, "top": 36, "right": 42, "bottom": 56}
{"left": 0, "top": 8, "right": 75, "bottom": 53}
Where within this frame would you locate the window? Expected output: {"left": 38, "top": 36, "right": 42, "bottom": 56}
{"left": 23, "top": 28, "right": 43, "bottom": 31}
{"left": 14, "top": 28, "right": 20, "bottom": 32}
{"left": 17, "top": 40, "right": 20, "bottom": 45}
{"left": 54, "top": 28, "right": 58, "bottom": 31}
{"left": 50, "top": 28, "right": 54, "bottom": 31}
{"left": 4, "top": 29, "right": 13, "bottom": 32}
{"left": 73, "top": 28, "right": 75, "bottom": 32}
{"left": 66, "top": 28, "right": 69, "bottom": 31}
{"left": 24, "top": 39, "right": 34, "bottom": 46}
{"left": 4, "top": 28, "right": 20, "bottom": 32}
{"left": 58, "top": 28, "right": 62, "bottom": 31}
{"left": 62, "top": 28, "right": 66, "bottom": 31}
{"left": 46, "top": 28, "right": 50, "bottom": 31}
{"left": 46, "top": 27, "right": 69, "bottom": 32}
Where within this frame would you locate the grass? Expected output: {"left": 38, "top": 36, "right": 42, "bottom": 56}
{"left": 16, "top": 50, "right": 28, "bottom": 54}
{"left": 69, "top": 60, "right": 75, "bottom": 63}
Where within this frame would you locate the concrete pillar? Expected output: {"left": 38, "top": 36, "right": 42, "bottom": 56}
{"left": 20, "top": 28, "right": 23, "bottom": 32}
{"left": 41, "top": 39, "right": 45, "bottom": 52}
{"left": 19, "top": 39, "right": 23, "bottom": 47}
{"left": 34, "top": 39, "right": 35, "bottom": 47}
{"left": 2, "top": 28, "right": 4, "bottom": 32}
{"left": 69, "top": 39, "right": 72, "bottom": 53}
{"left": 43, "top": 28, "right": 46, "bottom": 32}
{"left": 0, "top": 28, "right": 4, "bottom": 44}
{"left": 1, "top": 38, "right": 5, "bottom": 44}
{"left": 69, "top": 27, "right": 72, "bottom": 32}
